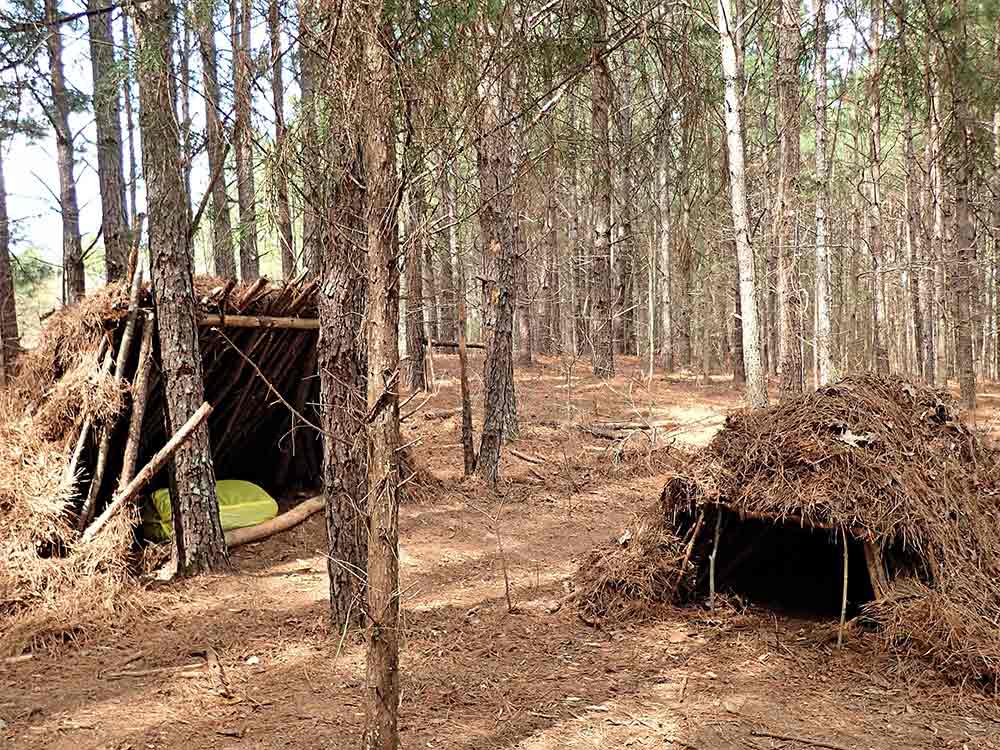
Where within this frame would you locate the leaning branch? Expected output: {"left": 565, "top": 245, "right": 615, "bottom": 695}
{"left": 82, "top": 402, "right": 213, "bottom": 541}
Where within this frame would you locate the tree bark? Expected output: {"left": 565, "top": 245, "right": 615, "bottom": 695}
{"left": 589, "top": 0, "right": 614, "bottom": 377}
{"left": 404, "top": 182, "right": 427, "bottom": 391}
{"left": 474, "top": 22, "right": 518, "bottom": 452}
{"left": 195, "top": 0, "right": 236, "bottom": 278}
{"left": 949, "top": 0, "right": 976, "bottom": 410}
{"left": 897, "top": 0, "right": 924, "bottom": 381}
{"left": 298, "top": 0, "right": 322, "bottom": 277}
{"left": 0, "top": 145, "right": 17, "bottom": 384}
{"left": 718, "top": 0, "right": 768, "bottom": 408}
{"left": 358, "top": 13, "right": 401, "bottom": 749}
{"left": 924, "top": 39, "right": 942, "bottom": 386}
{"left": 571, "top": 149, "right": 589, "bottom": 356}
{"left": 542, "top": 44, "right": 561, "bottom": 355}
{"left": 657, "top": 130, "right": 673, "bottom": 371}
{"left": 131, "top": 0, "right": 228, "bottom": 576}
{"left": 456, "top": 245, "right": 476, "bottom": 475}
{"left": 177, "top": 13, "right": 193, "bottom": 224}
{"left": 232, "top": 0, "right": 259, "bottom": 280}
{"left": 813, "top": 0, "right": 834, "bottom": 385}
{"left": 615, "top": 52, "right": 636, "bottom": 357}
{"left": 514, "top": 224, "right": 532, "bottom": 366}
{"left": 438, "top": 165, "right": 459, "bottom": 341}
{"left": 269, "top": 0, "right": 295, "bottom": 279}
{"left": 320, "top": 151, "right": 368, "bottom": 629}
{"left": 87, "top": 0, "right": 129, "bottom": 283}
{"left": 122, "top": 14, "right": 139, "bottom": 227}
{"left": 994, "top": 19, "right": 1000, "bottom": 383}
{"left": 44, "top": 0, "right": 84, "bottom": 303}
{"left": 867, "top": 1, "right": 889, "bottom": 374}
{"left": 776, "top": 0, "right": 802, "bottom": 398}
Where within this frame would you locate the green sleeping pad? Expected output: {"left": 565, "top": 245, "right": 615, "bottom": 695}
{"left": 142, "top": 480, "right": 279, "bottom": 542}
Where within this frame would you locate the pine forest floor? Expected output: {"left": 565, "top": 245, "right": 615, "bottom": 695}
{"left": 3, "top": 355, "right": 1000, "bottom": 749}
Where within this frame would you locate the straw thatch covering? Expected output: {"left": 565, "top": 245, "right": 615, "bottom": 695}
{"left": 575, "top": 375, "right": 1000, "bottom": 691}
{"left": 0, "top": 274, "right": 432, "bottom": 655}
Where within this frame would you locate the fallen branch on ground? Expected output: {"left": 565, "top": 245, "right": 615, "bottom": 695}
{"left": 224, "top": 497, "right": 324, "bottom": 549}
{"left": 509, "top": 448, "right": 545, "bottom": 465}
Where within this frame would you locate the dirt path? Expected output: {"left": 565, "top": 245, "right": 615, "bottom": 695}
{"left": 2, "top": 357, "right": 998, "bottom": 749}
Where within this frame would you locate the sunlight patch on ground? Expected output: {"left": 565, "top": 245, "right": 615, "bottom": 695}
{"left": 510, "top": 695, "right": 683, "bottom": 750}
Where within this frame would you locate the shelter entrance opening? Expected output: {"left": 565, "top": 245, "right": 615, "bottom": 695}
{"left": 703, "top": 513, "right": 875, "bottom": 619}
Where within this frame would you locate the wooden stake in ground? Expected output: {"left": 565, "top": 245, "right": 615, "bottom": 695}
{"left": 83, "top": 401, "right": 214, "bottom": 541}
{"left": 709, "top": 511, "right": 722, "bottom": 611}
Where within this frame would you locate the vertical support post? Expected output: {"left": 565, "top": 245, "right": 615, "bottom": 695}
{"left": 709, "top": 510, "right": 723, "bottom": 611}
{"left": 838, "top": 527, "right": 849, "bottom": 649}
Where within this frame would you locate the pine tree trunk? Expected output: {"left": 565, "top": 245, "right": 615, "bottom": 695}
{"left": 776, "top": 0, "right": 802, "bottom": 398}
{"left": 589, "top": 0, "right": 614, "bottom": 377}
{"left": 542, "top": 48, "right": 561, "bottom": 355}
{"left": 195, "top": 1, "right": 236, "bottom": 277}
{"left": 270, "top": 0, "right": 295, "bottom": 279}
{"left": 474, "top": 31, "right": 518, "bottom": 448}
{"left": 423, "top": 235, "right": 439, "bottom": 342}
{"left": 232, "top": 0, "right": 259, "bottom": 280}
{"left": 813, "top": 0, "right": 834, "bottom": 385}
{"left": 905, "top": 128, "right": 925, "bottom": 382}
{"left": 131, "top": 0, "right": 228, "bottom": 576}
{"left": 404, "top": 183, "right": 427, "bottom": 391}
{"left": 993, "top": 22, "right": 1000, "bottom": 383}
{"left": 0, "top": 146, "right": 18, "bottom": 383}
{"left": 732, "top": 275, "right": 745, "bottom": 384}
{"left": 511, "top": 84, "right": 533, "bottom": 368}
{"left": 320, "top": 155, "right": 368, "bottom": 629}
{"left": 439, "top": 166, "right": 459, "bottom": 341}
{"left": 867, "top": 2, "right": 889, "bottom": 374}
{"left": 614, "top": 53, "right": 636, "bottom": 356}
{"left": 87, "top": 0, "right": 129, "bottom": 283}
{"left": 177, "top": 15, "right": 193, "bottom": 224}
{"left": 657, "top": 135, "right": 673, "bottom": 371}
{"left": 122, "top": 15, "right": 139, "bottom": 227}
{"left": 927, "top": 41, "right": 944, "bottom": 386}
{"left": 456, "top": 255, "right": 476, "bottom": 475}
{"left": 571, "top": 154, "right": 589, "bottom": 356}
{"left": 358, "top": 15, "right": 401, "bottom": 749}
{"left": 299, "top": 0, "right": 322, "bottom": 277}
{"left": 718, "top": 0, "right": 767, "bottom": 408}
{"left": 515, "top": 236, "right": 532, "bottom": 366}
{"left": 45, "top": 0, "right": 84, "bottom": 303}
{"left": 951, "top": 0, "right": 976, "bottom": 410}
{"left": 476, "top": 219, "right": 517, "bottom": 484}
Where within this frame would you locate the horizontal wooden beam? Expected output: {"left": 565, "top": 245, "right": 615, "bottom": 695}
{"left": 199, "top": 314, "right": 319, "bottom": 330}
{"left": 422, "top": 339, "right": 486, "bottom": 350}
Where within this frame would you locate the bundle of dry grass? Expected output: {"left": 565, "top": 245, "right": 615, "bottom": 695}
{"left": 574, "top": 509, "right": 694, "bottom": 622}
{"left": 0, "top": 380, "right": 136, "bottom": 656}
{"left": 575, "top": 375, "right": 1000, "bottom": 691}
{"left": 13, "top": 284, "right": 127, "bottom": 406}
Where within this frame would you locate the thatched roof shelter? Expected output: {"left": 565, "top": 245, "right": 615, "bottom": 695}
{"left": 575, "top": 376, "right": 1000, "bottom": 692}
{"left": 0, "top": 274, "right": 331, "bottom": 653}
